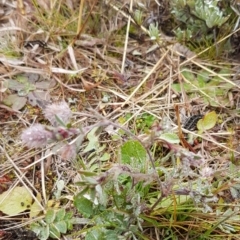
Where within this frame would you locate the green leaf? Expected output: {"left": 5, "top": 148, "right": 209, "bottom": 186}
{"left": 197, "top": 111, "right": 217, "bottom": 132}
{"left": 100, "top": 152, "right": 110, "bottom": 161}
{"left": 74, "top": 196, "right": 94, "bottom": 218}
{"left": 30, "top": 223, "right": 42, "bottom": 236}
{"left": 120, "top": 140, "right": 147, "bottom": 172}
{"left": 55, "top": 208, "right": 65, "bottom": 221}
{"left": 171, "top": 82, "right": 192, "bottom": 93}
{"left": 77, "top": 170, "right": 98, "bottom": 177}
{"left": 39, "top": 225, "right": 50, "bottom": 240}
{"left": 159, "top": 133, "right": 180, "bottom": 144}
{"left": 84, "top": 127, "right": 100, "bottom": 152}
{"left": 0, "top": 186, "right": 32, "bottom": 216}
{"left": 197, "top": 70, "right": 209, "bottom": 83}
{"left": 64, "top": 211, "right": 73, "bottom": 220}
{"left": 54, "top": 220, "right": 67, "bottom": 234}
{"left": 104, "top": 230, "right": 119, "bottom": 240}
{"left": 211, "top": 68, "right": 231, "bottom": 83}
{"left": 45, "top": 209, "right": 56, "bottom": 224}
{"left": 85, "top": 229, "right": 103, "bottom": 240}
{"left": 16, "top": 74, "right": 28, "bottom": 83}
{"left": 154, "top": 195, "right": 191, "bottom": 208}
{"left": 197, "top": 70, "right": 209, "bottom": 88}
{"left": 49, "top": 224, "right": 61, "bottom": 239}
{"left": 181, "top": 68, "right": 195, "bottom": 81}
{"left": 66, "top": 220, "right": 73, "bottom": 231}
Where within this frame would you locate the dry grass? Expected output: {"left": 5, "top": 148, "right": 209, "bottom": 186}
{"left": 1, "top": 0, "right": 240, "bottom": 239}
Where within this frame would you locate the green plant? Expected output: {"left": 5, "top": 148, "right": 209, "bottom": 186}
{"left": 73, "top": 168, "right": 152, "bottom": 239}
{"left": 192, "top": 0, "right": 230, "bottom": 28}
{"left": 170, "top": 0, "right": 233, "bottom": 56}
{"left": 71, "top": 140, "right": 153, "bottom": 239}
{"left": 30, "top": 209, "right": 73, "bottom": 240}
{"left": 133, "top": 9, "right": 144, "bottom": 26}
{"left": 135, "top": 113, "right": 156, "bottom": 132}
{"left": 148, "top": 23, "right": 160, "bottom": 40}
{"left": 3, "top": 73, "right": 56, "bottom": 111}
{"left": 171, "top": 67, "right": 233, "bottom": 107}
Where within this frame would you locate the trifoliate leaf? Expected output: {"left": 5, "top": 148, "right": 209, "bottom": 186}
{"left": 0, "top": 186, "right": 32, "bottom": 216}
{"left": 197, "top": 111, "right": 217, "bottom": 132}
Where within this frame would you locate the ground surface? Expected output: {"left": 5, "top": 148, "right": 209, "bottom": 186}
{"left": 1, "top": 0, "right": 240, "bottom": 239}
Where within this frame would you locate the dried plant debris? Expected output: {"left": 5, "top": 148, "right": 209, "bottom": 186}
{"left": 1, "top": 0, "right": 240, "bottom": 239}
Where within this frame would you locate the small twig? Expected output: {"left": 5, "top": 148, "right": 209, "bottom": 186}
{"left": 175, "top": 104, "right": 195, "bottom": 152}
{"left": 41, "top": 152, "right": 47, "bottom": 204}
